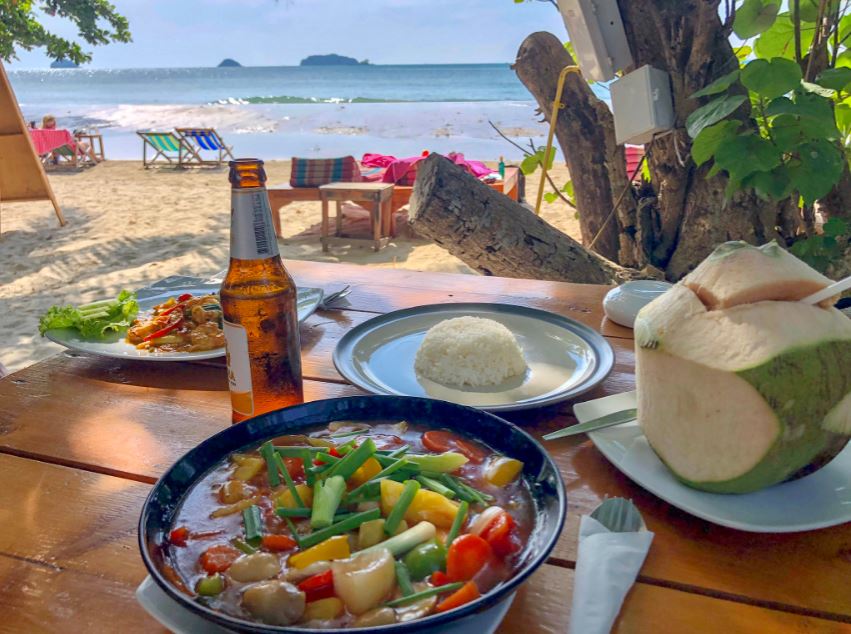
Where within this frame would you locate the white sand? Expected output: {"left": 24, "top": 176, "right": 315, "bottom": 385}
{"left": 0, "top": 160, "right": 578, "bottom": 373}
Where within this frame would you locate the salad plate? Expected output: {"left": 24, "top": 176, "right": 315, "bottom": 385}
{"left": 43, "top": 276, "right": 323, "bottom": 362}
{"left": 578, "top": 391, "right": 851, "bottom": 532}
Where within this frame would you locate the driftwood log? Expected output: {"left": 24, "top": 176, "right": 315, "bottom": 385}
{"left": 409, "top": 154, "right": 625, "bottom": 284}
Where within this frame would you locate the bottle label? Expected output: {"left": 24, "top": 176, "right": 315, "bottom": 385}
{"left": 223, "top": 320, "right": 254, "bottom": 416}
{"left": 230, "top": 188, "right": 280, "bottom": 260}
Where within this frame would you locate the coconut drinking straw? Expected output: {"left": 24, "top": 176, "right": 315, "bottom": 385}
{"left": 800, "top": 274, "right": 851, "bottom": 305}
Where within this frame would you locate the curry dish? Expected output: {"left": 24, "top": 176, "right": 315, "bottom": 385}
{"left": 127, "top": 293, "right": 225, "bottom": 353}
{"left": 160, "top": 421, "right": 533, "bottom": 628}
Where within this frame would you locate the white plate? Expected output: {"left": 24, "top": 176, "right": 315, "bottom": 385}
{"left": 333, "top": 303, "right": 614, "bottom": 412}
{"left": 136, "top": 576, "right": 514, "bottom": 634}
{"left": 44, "top": 278, "right": 323, "bottom": 362}
{"left": 577, "top": 391, "right": 851, "bottom": 532}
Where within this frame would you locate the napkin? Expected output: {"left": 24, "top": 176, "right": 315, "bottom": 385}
{"left": 569, "top": 515, "right": 654, "bottom": 634}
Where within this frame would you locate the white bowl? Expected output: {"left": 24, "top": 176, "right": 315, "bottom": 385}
{"left": 603, "top": 280, "right": 673, "bottom": 328}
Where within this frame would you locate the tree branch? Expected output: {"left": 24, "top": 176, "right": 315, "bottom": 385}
{"left": 487, "top": 120, "right": 574, "bottom": 208}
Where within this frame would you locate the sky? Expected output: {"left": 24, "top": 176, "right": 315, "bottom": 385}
{"left": 8, "top": 0, "right": 568, "bottom": 70}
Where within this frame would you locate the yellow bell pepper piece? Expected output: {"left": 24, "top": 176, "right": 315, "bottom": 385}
{"left": 232, "top": 457, "right": 265, "bottom": 481}
{"left": 349, "top": 457, "right": 382, "bottom": 487}
{"left": 303, "top": 597, "right": 344, "bottom": 620}
{"left": 380, "top": 479, "right": 459, "bottom": 529}
{"left": 485, "top": 457, "right": 524, "bottom": 487}
{"left": 275, "top": 483, "right": 313, "bottom": 509}
{"left": 288, "top": 535, "right": 350, "bottom": 569}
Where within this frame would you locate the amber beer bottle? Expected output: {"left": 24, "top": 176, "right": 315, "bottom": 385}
{"left": 221, "top": 159, "right": 304, "bottom": 423}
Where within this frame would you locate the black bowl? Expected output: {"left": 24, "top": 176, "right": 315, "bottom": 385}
{"left": 139, "top": 396, "right": 566, "bottom": 633}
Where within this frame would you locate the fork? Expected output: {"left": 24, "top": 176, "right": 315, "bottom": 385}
{"left": 319, "top": 285, "right": 352, "bottom": 309}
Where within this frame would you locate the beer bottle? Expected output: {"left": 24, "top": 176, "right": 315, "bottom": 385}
{"left": 221, "top": 158, "right": 304, "bottom": 423}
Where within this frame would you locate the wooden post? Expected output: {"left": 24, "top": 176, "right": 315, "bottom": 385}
{"left": 0, "top": 62, "right": 65, "bottom": 234}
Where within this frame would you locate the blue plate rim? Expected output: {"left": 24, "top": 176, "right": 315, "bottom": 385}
{"left": 138, "top": 395, "right": 567, "bottom": 633}
{"left": 332, "top": 302, "right": 614, "bottom": 412}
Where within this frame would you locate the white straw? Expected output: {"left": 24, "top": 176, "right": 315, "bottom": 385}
{"left": 800, "top": 274, "right": 851, "bottom": 305}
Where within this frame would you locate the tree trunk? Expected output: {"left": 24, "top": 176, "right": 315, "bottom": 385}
{"left": 408, "top": 154, "right": 625, "bottom": 284}
{"left": 513, "top": 4, "right": 799, "bottom": 280}
{"left": 514, "top": 33, "right": 639, "bottom": 267}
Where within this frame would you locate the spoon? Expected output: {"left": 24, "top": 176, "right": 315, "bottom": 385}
{"left": 319, "top": 285, "right": 352, "bottom": 309}
{"left": 800, "top": 274, "right": 851, "bottom": 305}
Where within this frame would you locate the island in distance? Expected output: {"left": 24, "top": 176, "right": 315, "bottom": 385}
{"left": 218, "top": 58, "right": 242, "bottom": 67}
{"left": 50, "top": 59, "right": 79, "bottom": 69}
{"left": 300, "top": 54, "right": 370, "bottom": 66}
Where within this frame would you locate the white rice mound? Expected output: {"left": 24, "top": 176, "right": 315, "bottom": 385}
{"left": 414, "top": 316, "right": 527, "bottom": 387}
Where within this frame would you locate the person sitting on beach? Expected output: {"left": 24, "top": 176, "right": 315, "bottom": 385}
{"left": 42, "top": 115, "right": 101, "bottom": 164}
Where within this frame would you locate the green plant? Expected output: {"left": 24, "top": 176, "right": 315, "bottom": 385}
{"left": 0, "top": 0, "right": 131, "bottom": 65}
{"left": 790, "top": 217, "right": 850, "bottom": 272}
{"left": 687, "top": 3, "right": 851, "bottom": 205}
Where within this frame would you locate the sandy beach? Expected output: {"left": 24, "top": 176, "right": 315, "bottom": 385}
{"left": 0, "top": 160, "right": 578, "bottom": 373}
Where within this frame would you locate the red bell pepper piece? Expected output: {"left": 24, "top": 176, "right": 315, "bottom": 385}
{"left": 261, "top": 534, "right": 298, "bottom": 552}
{"left": 297, "top": 569, "right": 335, "bottom": 602}
{"left": 143, "top": 316, "right": 184, "bottom": 342}
{"left": 177, "top": 293, "right": 193, "bottom": 302}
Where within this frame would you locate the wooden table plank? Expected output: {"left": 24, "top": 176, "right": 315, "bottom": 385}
{"left": 1, "top": 455, "right": 844, "bottom": 634}
{"left": 1, "top": 353, "right": 849, "bottom": 620}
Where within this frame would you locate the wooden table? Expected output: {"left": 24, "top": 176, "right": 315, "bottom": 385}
{"left": 267, "top": 167, "right": 520, "bottom": 238}
{"left": 0, "top": 261, "right": 848, "bottom": 633}
{"left": 320, "top": 182, "right": 395, "bottom": 252}
{"left": 75, "top": 132, "right": 105, "bottom": 161}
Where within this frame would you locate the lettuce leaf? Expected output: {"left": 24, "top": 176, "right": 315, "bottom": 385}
{"left": 39, "top": 290, "right": 140, "bottom": 339}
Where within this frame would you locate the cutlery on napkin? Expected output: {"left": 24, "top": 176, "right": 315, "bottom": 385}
{"left": 569, "top": 497, "right": 653, "bottom": 634}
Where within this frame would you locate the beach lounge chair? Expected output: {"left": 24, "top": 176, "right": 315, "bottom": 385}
{"left": 137, "top": 130, "right": 200, "bottom": 168}
{"left": 175, "top": 128, "right": 234, "bottom": 166}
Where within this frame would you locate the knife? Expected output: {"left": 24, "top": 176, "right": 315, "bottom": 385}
{"left": 542, "top": 408, "right": 637, "bottom": 440}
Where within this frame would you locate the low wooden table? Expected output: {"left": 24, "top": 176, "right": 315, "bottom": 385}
{"left": 75, "top": 132, "right": 105, "bottom": 161}
{"left": 0, "top": 260, "right": 848, "bottom": 632}
{"left": 267, "top": 167, "right": 520, "bottom": 237}
{"left": 320, "top": 181, "right": 394, "bottom": 252}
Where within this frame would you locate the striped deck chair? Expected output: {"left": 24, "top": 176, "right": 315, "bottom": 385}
{"left": 136, "top": 130, "right": 199, "bottom": 168}
{"left": 175, "top": 128, "right": 235, "bottom": 166}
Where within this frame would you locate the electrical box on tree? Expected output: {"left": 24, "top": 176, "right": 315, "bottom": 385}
{"left": 610, "top": 65, "right": 675, "bottom": 145}
{"left": 556, "top": 0, "right": 633, "bottom": 82}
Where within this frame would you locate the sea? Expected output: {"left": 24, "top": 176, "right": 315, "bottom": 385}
{"left": 8, "top": 64, "right": 593, "bottom": 161}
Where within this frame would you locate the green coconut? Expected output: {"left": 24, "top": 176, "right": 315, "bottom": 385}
{"left": 635, "top": 242, "right": 851, "bottom": 494}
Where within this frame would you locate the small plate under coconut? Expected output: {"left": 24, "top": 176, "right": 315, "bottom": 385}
{"left": 333, "top": 303, "right": 614, "bottom": 411}
{"left": 578, "top": 391, "right": 851, "bottom": 532}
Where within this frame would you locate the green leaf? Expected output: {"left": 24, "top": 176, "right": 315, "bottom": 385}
{"left": 686, "top": 94, "right": 748, "bottom": 138}
{"left": 740, "top": 58, "right": 802, "bottom": 99}
{"left": 823, "top": 217, "right": 849, "bottom": 237}
{"left": 691, "top": 69, "right": 741, "bottom": 99}
{"left": 835, "top": 103, "right": 851, "bottom": 135}
{"left": 561, "top": 180, "right": 576, "bottom": 205}
{"left": 789, "top": 140, "right": 845, "bottom": 204}
{"left": 815, "top": 68, "right": 851, "bottom": 92}
{"left": 800, "top": 81, "right": 835, "bottom": 98}
{"left": 734, "top": 45, "right": 753, "bottom": 63}
{"left": 734, "top": 0, "right": 781, "bottom": 38}
{"left": 748, "top": 165, "right": 795, "bottom": 200}
{"left": 520, "top": 154, "right": 540, "bottom": 175}
{"left": 690, "top": 120, "right": 742, "bottom": 166}
{"left": 795, "top": 0, "right": 839, "bottom": 22}
{"left": 543, "top": 192, "right": 559, "bottom": 204}
{"left": 754, "top": 13, "right": 815, "bottom": 60}
{"left": 714, "top": 134, "right": 782, "bottom": 184}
